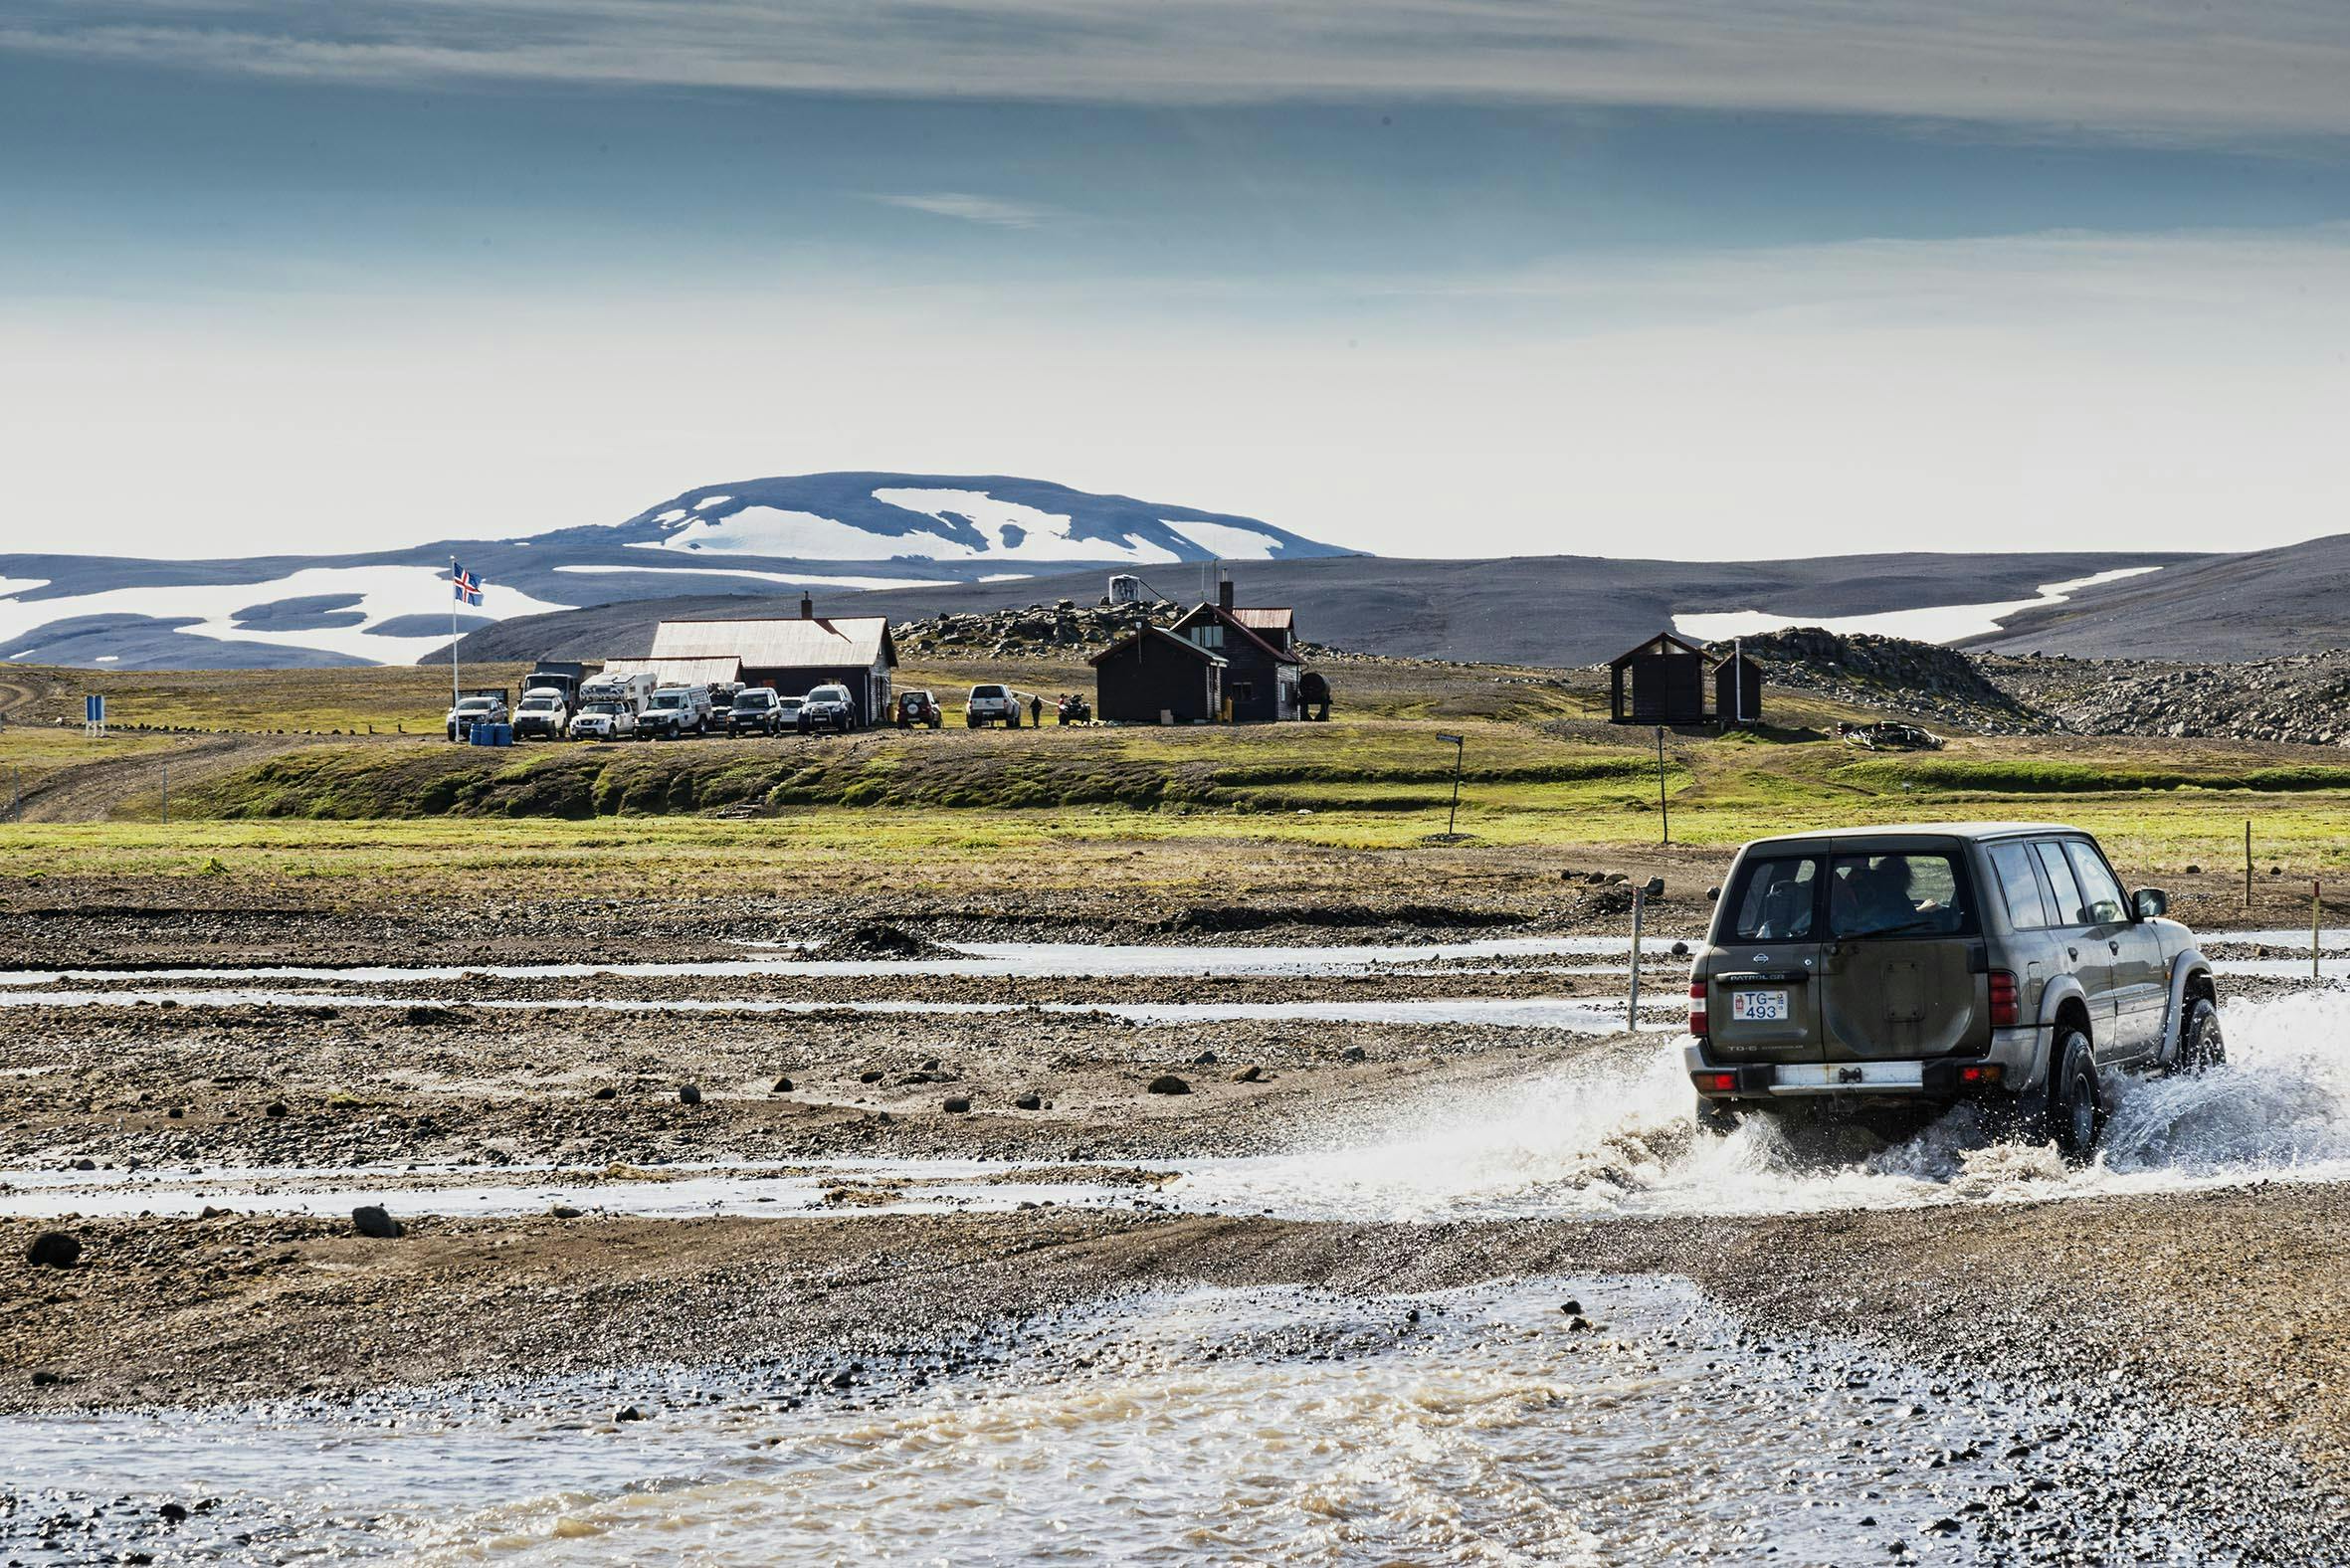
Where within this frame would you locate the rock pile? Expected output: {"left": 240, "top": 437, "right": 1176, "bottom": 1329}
{"left": 894, "top": 601, "right": 1181, "bottom": 660}
{"left": 1712, "top": 628, "right": 2052, "bottom": 733}
{"left": 1986, "top": 651, "right": 2350, "bottom": 747}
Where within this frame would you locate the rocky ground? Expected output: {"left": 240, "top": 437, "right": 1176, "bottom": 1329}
{"left": 1987, "top": 648, "right": 2350, "bottom": 747}
{"left": 893, "top": 598, "right": 1180, "bottom": 661}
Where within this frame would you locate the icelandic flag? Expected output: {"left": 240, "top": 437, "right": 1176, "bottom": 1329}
{"left": 451, "top": 563, "right": 483, "bottom": 606}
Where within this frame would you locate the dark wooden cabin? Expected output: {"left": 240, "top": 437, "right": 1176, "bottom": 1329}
{"left": 1169, "top": 583, "right": 1301, "bottom": 721}
{"left": 1089, "top": 625, "right": 1226, "bottom": 723}
{"left": 1608, "top": 632, "right": 1710, "bottom": 725}
{"left": 1712, "top": 653, "right": 1763, "bottom": 726}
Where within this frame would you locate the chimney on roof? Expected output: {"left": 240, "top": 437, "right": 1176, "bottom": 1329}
{"left": 800, "top": 592, "right": 814, "bottom": 620}
{"left": 1217, "top": 577, "right": 1234, "bottom": 612}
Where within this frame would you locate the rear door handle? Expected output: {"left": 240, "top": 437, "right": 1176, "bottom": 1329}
{"left": 2108, "top": 940, "right": 2121, "bottom": 954}
{"left": 2067, "top": 947, "right": 2079, "bottom": 961}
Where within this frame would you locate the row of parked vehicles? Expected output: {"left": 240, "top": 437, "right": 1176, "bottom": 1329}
{"left": 447, "top": 669, "right": 1081, "bottom": 743}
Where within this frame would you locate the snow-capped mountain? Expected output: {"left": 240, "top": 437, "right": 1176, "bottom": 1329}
{"left": 0, "top": 474, "right": 1356, "bottom": 670}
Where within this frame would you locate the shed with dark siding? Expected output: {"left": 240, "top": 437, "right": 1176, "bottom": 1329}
{"left": 1712, "top": 653, "right": 1763, "bottom": 726}
{"left": 1608, "top": 632, "right": 1710, "bottom": 725}
{"left": 1089, "top": 625, "right": 1226, "bottom": 723}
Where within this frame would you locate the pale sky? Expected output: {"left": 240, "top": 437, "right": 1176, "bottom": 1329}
{"left": 4, "top": 1, "right": 2348, "bottom": 562}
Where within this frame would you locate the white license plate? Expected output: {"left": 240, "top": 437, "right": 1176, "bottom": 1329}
{"left": 1731, "top": 990, "right": 1790, "bottom": 1022}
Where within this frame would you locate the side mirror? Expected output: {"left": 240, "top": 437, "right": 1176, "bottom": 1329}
{"left": 2132, "top": 887, "right": 2169, "bottom": 920}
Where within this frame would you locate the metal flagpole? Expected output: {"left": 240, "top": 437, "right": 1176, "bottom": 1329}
{"left": 450, "top": 555, "right": 461, "bottom": 722}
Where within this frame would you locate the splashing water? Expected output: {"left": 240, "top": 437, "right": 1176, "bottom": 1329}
{"left": 1173, "top": 989, "right": 2350, "bottom": 1221}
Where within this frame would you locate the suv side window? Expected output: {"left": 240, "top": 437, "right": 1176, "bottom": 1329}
{"left": 1987, "top": 842, "right": 2052, "bottom": 929}
{"left": 2063, "top": 841, "right": 2128, "bottom": 925}
{"left": 2032, "top": 841, "right": 2087, "bottom": 926}
{"left": 1726, "top": 857, "right": 1819, "bottom": 941}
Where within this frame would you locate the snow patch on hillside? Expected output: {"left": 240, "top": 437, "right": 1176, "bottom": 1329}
{"left": 1675, "top": 567, "right": 2163, "bottom": 646}
{"left": 1163, "top": 518, "right": 1281, "bottom": 560}
{"left": 646, "top": 506, "right": 971, "bottom": 562}
{"left": 554, "top": 564, "right": 941, "bottom": 591}
{"left": 0, "top": 566, "right": 570, "bottom": 665}
{"left": 873, "top": 488, "right": 1185, "bottom": 564}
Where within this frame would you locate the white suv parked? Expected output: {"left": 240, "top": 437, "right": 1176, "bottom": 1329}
{"left": 966, "top": 684, "right": 1023, "bottom": 728}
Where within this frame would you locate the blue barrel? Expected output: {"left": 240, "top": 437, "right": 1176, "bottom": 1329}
{"left": 493, "top": 723, "right": 513, "bottom": 746}
{"left": 468, "top": 723, "right": 490, "bottom": 747}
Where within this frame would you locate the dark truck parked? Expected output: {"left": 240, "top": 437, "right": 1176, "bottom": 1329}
{"left": 1684, "top": 822, "right": 2220, "bottom": 1159}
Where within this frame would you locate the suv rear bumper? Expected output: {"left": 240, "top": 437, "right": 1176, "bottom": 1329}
{"left": 1684, "top": 1026, "right": 2044, "bottom": 1101}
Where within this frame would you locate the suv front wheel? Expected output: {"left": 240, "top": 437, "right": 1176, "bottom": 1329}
{"left": 2172, "top": 996, "right": 2226, "bottom": 1075}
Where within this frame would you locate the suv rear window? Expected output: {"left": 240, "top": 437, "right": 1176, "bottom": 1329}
{"left": 971, "top": 686, "right": 1007, "bottom": 699}
{"left": 1825, "top": 852, "right": 1976, "bottom": 938}
{"left": 1725, "top": 857, "right": 1820, "bottom": 941}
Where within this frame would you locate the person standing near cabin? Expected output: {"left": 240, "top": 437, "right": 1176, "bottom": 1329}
{"left": 1028, "top": 692, "right": 1043, "bottom": 729}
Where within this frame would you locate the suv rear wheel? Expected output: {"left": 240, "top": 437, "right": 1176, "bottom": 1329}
{"left": 2047, "top": 1029, "right": 2102, "bottom": 1163}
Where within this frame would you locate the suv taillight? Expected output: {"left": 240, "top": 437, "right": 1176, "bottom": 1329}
{"left": 1989, "top": 970, "right": 2021, "bottom": 1029}
{"left": 1687, "top": 980, "right": 1708, "bottom": 1037}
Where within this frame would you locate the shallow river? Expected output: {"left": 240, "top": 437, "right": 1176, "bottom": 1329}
{"left": 0, "top": 1275, "right": 2229, "bottom": 1565}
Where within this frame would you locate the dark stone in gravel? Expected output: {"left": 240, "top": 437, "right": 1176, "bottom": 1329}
{"left": 1146, "top": 1076, "right": 1190, "bottom": 1095}
{"left": 158, "top": 1503, "right": 188, "bottom": 1525}
{"left": 264, "top": 1102, "right": 289, "bottom": 1118}
{"left": 678, "top": 1084, "right": 702, "bottom": 1105}
{"left": 1339, "top": 1046, "right": 1367, "bottom": 1063}
{"left": 1232, "top": 1066, "right": 1264, "bottom": 1083}
{"left": 943, "top": 1097, "right": 972, "bottom": 1114}
{"left": 26, "top": 1232, "right": 81, "bottom": 1269}
{"left": 1015, "top": 1093, "right": 1044, "bottom": 1111}
{"left": 1191, "top": 1051, "right": 1218, "bottom": 1066}
{"left": 615, "top": 1404, "right": 648, "bottom": 1422}
{"left": 771, "top": 1077, "right": 794, "bottom": 1093}
{"left": 590, "top": 1086, "right": 617, "bottom": 1100}
{"left": 72, "top": 1158, "right": 97, "bottom": 1171}
{"left": 31, "top": 1369, "right": 63, "bottom": 1386}
{"left": 351, "top": 1205, "right": 403, "bottom": 1240}
{"left": 859, "top": 1070, "right": 883, "bottom": 1083}
{"left": 1641, "top": 878, "right": 1665, "bottom": 897}
{"left": 549, "top": 1205, "right": 584, "bottom": 1220}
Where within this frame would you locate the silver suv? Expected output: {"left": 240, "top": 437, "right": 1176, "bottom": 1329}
{"left": 1685, "top": 822, "right": 2220, "bottom": 1159}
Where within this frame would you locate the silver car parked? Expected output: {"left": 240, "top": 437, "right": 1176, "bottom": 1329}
{"left": 1684, "top": 822, "right": 2221, "bottom": 1159}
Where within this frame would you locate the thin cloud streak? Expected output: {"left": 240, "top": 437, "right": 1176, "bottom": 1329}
{"left": 6, "top": 1, "right": 2350, "bottom": 141}
{"left": 870, "top": 192, "right": 1058, "bottom": 229}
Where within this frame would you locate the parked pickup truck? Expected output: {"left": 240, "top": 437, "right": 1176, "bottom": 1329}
{"left": 511, "top": 687, "right": 571, "bottom": 740}
{"left": 643, "top": 685, "right": 714, "bottom": 739}
{"left": 1684, "top": 822, "right": 2219, "bottom": 1160}
{"left": 568, "top": 699, "right": 639, "bottom": 741}
{"left": 445, "top": 689, "right": 508, "bottom": 741}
